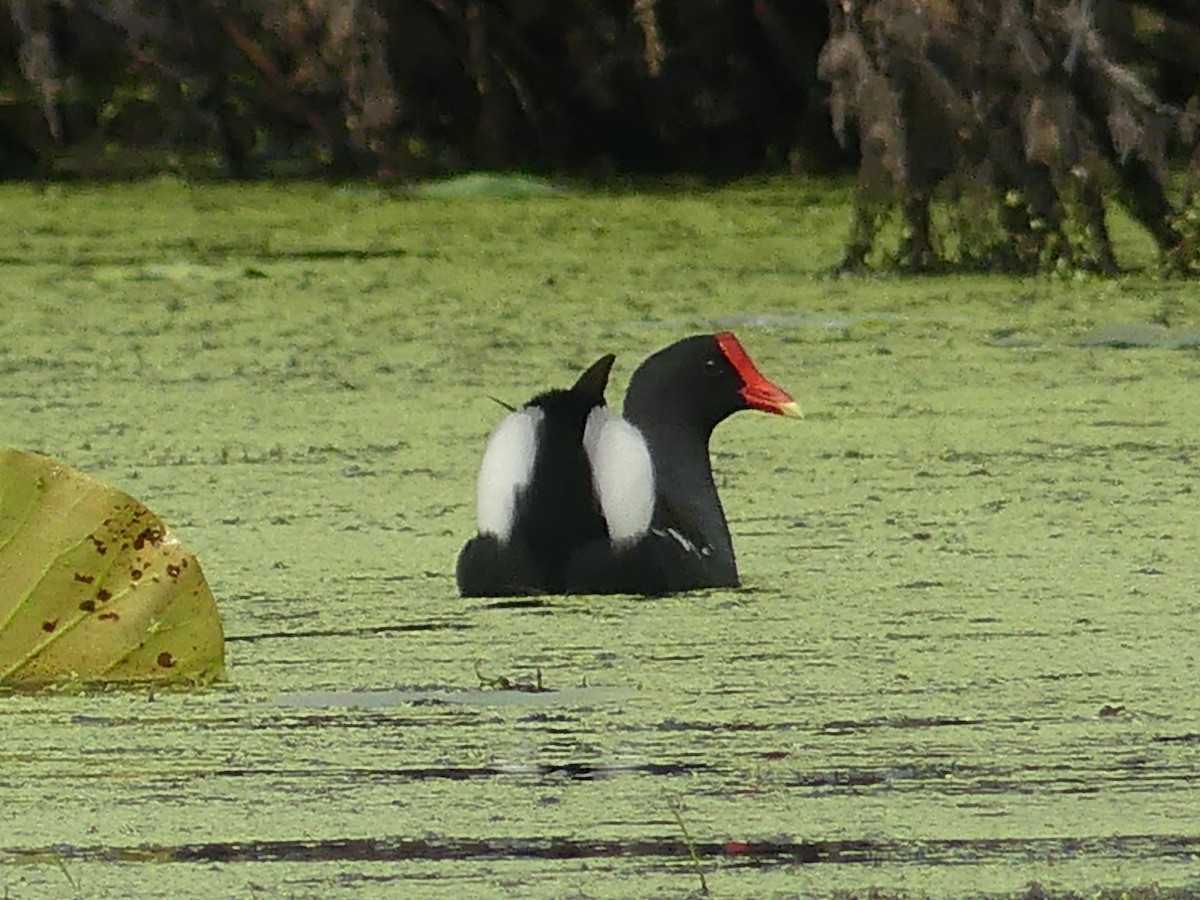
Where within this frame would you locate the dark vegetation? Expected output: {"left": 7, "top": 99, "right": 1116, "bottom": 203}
{"left": 1, "top": 0, "right": 1197, "bottom": 272}
{"left": 821, "top": 0, "right": 1200, "bottom": 272}
{"left": 0, "top": 0, "right": 835, "bottom": 178}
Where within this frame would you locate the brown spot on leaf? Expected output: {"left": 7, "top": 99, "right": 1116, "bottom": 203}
{"left": 133, "top": 526, "right": 165, "bottom": 550}
{"left": 166, "top": 564, "right": 181, "bottom": 579}
{"left": 79, "top": 599, "right": 97, "bottom": 612}
{"left": 88, "top": 535, "right": 107, "bottom": 555}
{"left": 97, "top": 588, "right": 112, "bottom": 602}
{"left": 130, "top": 569, "right": 143, "bottom": 581}
{"left": 74, "top": 572, "right": 95, "bottom": 584}
{"left": 42, "top": 619, "right": 58, "bottom": 633}
{"left": 98, "top": 611, "right": 119, "bottom": 621}
{"left": 156, "top": 651, "right": 176, "bottom": 668}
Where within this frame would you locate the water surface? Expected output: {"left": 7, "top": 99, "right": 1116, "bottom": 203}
{"left": 1, "top": 181, "right": 1197, "bottom": 898}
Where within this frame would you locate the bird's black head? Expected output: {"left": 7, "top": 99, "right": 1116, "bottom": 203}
{"left": 624, "top": 333, "right": 799, "bottom": 432}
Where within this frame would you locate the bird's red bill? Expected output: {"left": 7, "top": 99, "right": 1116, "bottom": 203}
{"left": 716, "top": 332, "right": 802, "bottom": 417}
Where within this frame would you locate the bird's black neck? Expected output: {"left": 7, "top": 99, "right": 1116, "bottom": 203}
{"left": 624, "top": 403, "right": 737, "bottom": 580}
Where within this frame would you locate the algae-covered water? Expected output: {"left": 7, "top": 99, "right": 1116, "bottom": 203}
{"left": 1, "top": 179, "right": 1198, "bottom": 898}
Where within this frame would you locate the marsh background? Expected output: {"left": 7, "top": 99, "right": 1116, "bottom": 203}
{"left": 5, "top": 0, "right": 1199, "bottom": 274}
{"left": 2, "top": 0, "right": 1200, "bottom": 897}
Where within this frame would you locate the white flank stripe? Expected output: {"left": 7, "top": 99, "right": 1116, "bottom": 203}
{"left": 653, "top": 527, "right": 703, "bottom": 557}
{"left": 475, "top": 407, "right": 543, "bottom": 542}
{"left": 583, "top": 407, "right": 654, "bottom": 545}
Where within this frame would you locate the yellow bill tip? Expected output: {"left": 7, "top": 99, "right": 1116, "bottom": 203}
{"left": 777, "top": 400, "right": 804, "bottom": 420}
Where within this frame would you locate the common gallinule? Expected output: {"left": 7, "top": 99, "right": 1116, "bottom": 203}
{"left": 456, "top": 333, "right": 800, "bottom": 596}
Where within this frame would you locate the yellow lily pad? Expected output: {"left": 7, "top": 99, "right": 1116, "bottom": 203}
{"left": 0, "top": 448, "right": 225, "bottom": 688}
